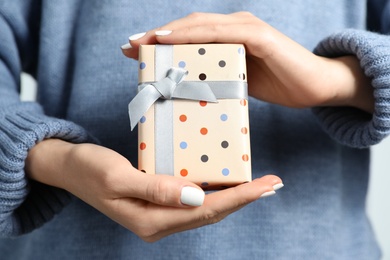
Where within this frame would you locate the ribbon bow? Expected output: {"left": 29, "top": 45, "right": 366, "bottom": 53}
{"left": 128, "top": 67, "right": 217, "bottom": 130}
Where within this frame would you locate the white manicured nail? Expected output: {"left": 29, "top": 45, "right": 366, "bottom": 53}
{"left": 129, "top": 32, "right": 146, "bottom": 41}
{"left": 260, "top": 190, "right": 276, "bottom": 198}
{"left": 155, "top": 30, "right": 172, "bottom": 36}
{"left": 181, "top": 187, "right": 205, "bottom": 206}
{"left": 121, "top": 43, "right": 132, "bottom": 50}
{"left": 273, "top": 183, "right": 284, "bottom": 191}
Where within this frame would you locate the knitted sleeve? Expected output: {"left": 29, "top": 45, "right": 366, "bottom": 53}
{"left": 0, "top": 103, "right": 94, "bottom": 237}
{"left": 312, "top": 29, "right": 390, "bottom": 148}
{"left": 0, "top": 1, "right": 95, "bottom": 237}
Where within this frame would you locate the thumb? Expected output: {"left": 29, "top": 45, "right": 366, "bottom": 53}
{"left": 123, "top": 171, "right": 205, "bottom": 207}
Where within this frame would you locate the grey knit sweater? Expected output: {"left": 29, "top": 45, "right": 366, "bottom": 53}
{"left": 0, "top": 0, "right": 389, "bottom": 259}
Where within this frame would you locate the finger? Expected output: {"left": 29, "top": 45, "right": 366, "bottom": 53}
{"left": 120, "top": 43, "right": 138, "bottom": 59}
{"left": 123, "top": 12, "right": 258, "bottom": 59}
{"left": 153, "top": 22, "right": 278, "bottom": 59}
{"left": 155, "top": 12, "right": 255, "bottom": 32}
{"left": 121, "top": 31, "right": 157, "bottom": 60}
{"left": 126, "top": 12, "right": 253, "bottom": 47}
{"left": 123, "top": 30, "right": 160, "bottom": 60}
{"left": 117, "top": 170, "right": 205, "bottom": 207}
{"left": 155, "top": 23, "right": 257, "bottom": 44}
{"left": 127, "top": 31, "right": 158, "bottom": 48}
{"left": 143, "top": 175, "right": 283, "bottom": 241}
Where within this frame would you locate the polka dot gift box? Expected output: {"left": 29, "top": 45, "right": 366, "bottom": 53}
{"left": 129, "top": 44, "right": 251, "bottom": 190}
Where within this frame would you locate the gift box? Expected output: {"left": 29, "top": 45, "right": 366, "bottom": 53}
{"left": 128, "top": 44, "right": 251, "bottom": 190}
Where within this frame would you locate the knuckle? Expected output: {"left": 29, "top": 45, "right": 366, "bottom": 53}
{"left": 238, "top": 11, "right": 254, "bottom": 17}
{"left": 202, "top": 209, "right": 225, "bottom": 225}
{"left": 146, "top": 177, "right": 170, "bottom": 205}
{"left": 132, "top": 217, "right": 165, "bottom": 243}
{"left": 131, "top": 219, "right": 159, "bottom": 242}
{"left": 187, "top": 12, "right": 206, "bottom": 20}
{"left": 140, "top": 233, "right": 161, "bottom": 243}
{"left": 137, "top": 229, "right": 158, "bottom": 243}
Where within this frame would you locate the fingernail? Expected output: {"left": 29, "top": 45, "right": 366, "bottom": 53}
{"left": 129, "top": 32, "right": 146, "bottom": 41}
{"left": 260, "top": 190, "right": 276, "bottom": 198}
{"left": 273, "top": 183, "right": 284, "bottom": 191}
{"left": 181, "top": 186, "right": 205, "bottom": 206}
{"left": 155, "top": 30, "right": 172, "bottom": 36}
{"left": 121, "top": 43, "right": 132, "bottom": 50}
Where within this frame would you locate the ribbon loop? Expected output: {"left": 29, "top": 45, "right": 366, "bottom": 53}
{"left": 128, "top": 67, "right": 217, "bottom": 130}
{"left": 167, "top": 67, "right": 188, "bottom": 84}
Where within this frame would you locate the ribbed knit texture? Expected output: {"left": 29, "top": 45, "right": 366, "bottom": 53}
{"left": 0, "top": 102, "right": 93, "bottom": 236}
{"left": 313, "top": 29, "right": 390, "bottom": 148}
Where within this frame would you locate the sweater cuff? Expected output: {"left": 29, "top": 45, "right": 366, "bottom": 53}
{"left": 0, "top": 102, "right": 95, "bottom": 237}
{"left": 312, "top": 29, "right": 390, "bottom": 148}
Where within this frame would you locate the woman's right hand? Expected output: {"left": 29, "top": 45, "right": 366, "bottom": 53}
{"left": 123, "top": 12, "right": 373, "bottom": 113}
{"left": 25, "top": 138, "right": 283, "bottom": 242}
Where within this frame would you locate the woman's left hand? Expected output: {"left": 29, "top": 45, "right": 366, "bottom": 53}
{"left": 122, "top": 12, "right": 373, "bottom": 113}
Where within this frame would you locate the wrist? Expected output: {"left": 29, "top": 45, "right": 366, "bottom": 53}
{"left": 321, "top": 55, "right": 374, "bottom": 113}
{"left": 25, "top": 138, "right": 75, "bottom": 190}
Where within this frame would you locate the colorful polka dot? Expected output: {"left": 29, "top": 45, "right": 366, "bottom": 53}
{"left": 140, "top": 169, "right": 146, "bottom": 173}
{"left": 199, "top": 101, "right": 207, "bottom": 107}
{"left": 199, "top": 73, "right": 207, "bottom": 81}
{"left": 139, "top": 44, "right": 251, "bottom": 188}
{"left": 222, "top": 168, "right": 230, "bottom": 176}
{"left": 180, "top": 169, "right": 188, "bottom": 177}
{"left": 179, "top": 114, "right": 187, "bottom": 122}
{"left": 240, "top": 99, "right": 247, "bottom": 106}
{"left": 198, "top": 48, "right": 206, "bottom": 55}
{"left": 180, "top": 142, "right": 188, "bottom": 149}
{"left": 242, "top": 154, "right": 249, "bottom": 162}
{"left": 200, "top": 127, "right": 208, "bottom": 135}
{"left": 178, "top": 61, "right": 186, "bottom": 68}
{"left": 220, "top": 114, "right": 228, "bottom": 121}
{"left": 221, "top": 141, "right": 229, "bottom": 148}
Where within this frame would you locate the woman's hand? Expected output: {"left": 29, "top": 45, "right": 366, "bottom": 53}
{"left": 26, "top": 139, "right": 282, "bottom": 242}
{"left": 122, "top": 12, "right": 373, "bottom": 113}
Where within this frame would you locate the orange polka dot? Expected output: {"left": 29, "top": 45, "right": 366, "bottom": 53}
{"left": 140, "top": 142, "right": 146, "bottom": 150}
{"left": 241, "top": 127, "right": 248, "bottom": 134}
{"left": 199, "top": 101, "right": 207, "bottom": 107}
{"left": 240, "top": 99, "right": 247, "bottom": 106}
{"left": 200, "top": 127, "right": 208, "bottom": 135}
{"left": 242, "top": 154, "right": 249, "bottom": 162}
{"left": 180, "top": 169, "right": 188, "bottom": 177}
{"left": 179, "top": 114, "right": 187, "bottom": 122}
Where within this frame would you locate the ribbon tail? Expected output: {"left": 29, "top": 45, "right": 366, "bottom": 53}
{"left": 128, "top": 84, "right": 161, "bottom": 130}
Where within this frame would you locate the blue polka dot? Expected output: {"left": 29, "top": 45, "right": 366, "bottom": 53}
{"left": 201, "top": 182, "right": 209, "bottom": 186}
{"left": 178, "top": 61, "right": 186, "bottom": 68}
{"left": 220, "top": 114, "right": 228, "bottom": 121}
{"left": 238, "top": 47, "right": 245, "bottom": 55}
{"left": 139, "top": 62, "right": 146, "bottom": 70}
{"left": 140, "top": 116, "right": 146, "bottom": 123}
{"left": 180, "top": 142, "right": 188, "bottom": 149}
{"left": 222, "top": 168, "right": 230, "bottom": 176}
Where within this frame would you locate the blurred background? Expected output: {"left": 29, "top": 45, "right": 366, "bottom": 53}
{"left": 20, "top": 73, "right": 390, "bottom": 260}
{"left": 368, "top": 139, "right": 390, "bottom": 260}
